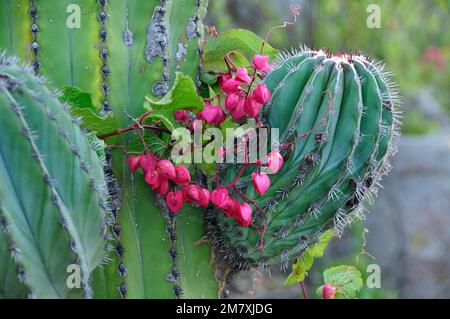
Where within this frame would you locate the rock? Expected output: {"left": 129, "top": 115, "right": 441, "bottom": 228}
{"left": 363, "top": 129, "right": 450, "bottom": 298}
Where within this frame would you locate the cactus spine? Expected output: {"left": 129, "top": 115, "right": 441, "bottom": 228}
{"left": 208, "top": 48, "right": 400, "bottom": 272}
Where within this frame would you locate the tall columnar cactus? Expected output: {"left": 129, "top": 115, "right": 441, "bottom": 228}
{"left": 0, "top": 55, "right": 110, "bottom": 298}
{"left": 207, "top": 48, "right": 400, "bottom": 272}
{"left": 0, "top": 0, "right": 217, "bottom": 299}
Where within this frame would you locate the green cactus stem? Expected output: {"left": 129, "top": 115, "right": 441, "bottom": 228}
{"left": 0, "top": 0, "right": 218, "bottom": 299}
{"left": 208, "top": 48, "right": 400, "bottom": 273}
{"left": 0, "top": 55, "right": 110, "bottom": 298}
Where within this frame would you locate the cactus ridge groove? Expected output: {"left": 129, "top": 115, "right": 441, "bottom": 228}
{"left": 29, "top": 0, "right": 39, "bottom": 75}
{"left": 98, "top": 0, "right": 112, "bottom": 115}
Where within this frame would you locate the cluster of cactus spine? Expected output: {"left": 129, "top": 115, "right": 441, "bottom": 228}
{"left": 208, "top": 48, "right": 400, "bottom": 273}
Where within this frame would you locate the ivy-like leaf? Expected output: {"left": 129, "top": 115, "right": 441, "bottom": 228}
{"left": 60, "top": 86, "right": 95, "bottom": 110}
{"left": 316, "top": 265, "right": 363, "bottom": 299}
{"left": 70, "top": 108, "right": 120, "bottom": 137}
{"left": 60, "top": 86, "right": 120, "bottom": 138}
{"left": 129, "top": 133, "right": 171, "bottom": 158}
{"left": 202, "top": 28, "right": 278, "bottom": 74}
{"left": 284, "top": 230, "right": 334, "bottom": 285}
{"left": 145, "top": 72, "right": 205, "bottom": 131}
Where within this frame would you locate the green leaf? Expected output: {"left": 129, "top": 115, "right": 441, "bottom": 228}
{"left": 70, "top": 108, "right": 120, "bottom": 137}
{"left": 129, "top": 134, "right": 171, "bottom": 158}
{"left": 145, "top": 72, "right": 205, "bottom": 113}
{"left": 317, "top": 265, "right": 363, "bottom": 299}
{"left": 284, "top": 230, "right": 334, "bottom": 285}
{"left": 60, "top": 86, "right": 121, "bottom": 139}
{"left": 145, "top": 72, "right": 205, "bottom": 131}
{"left": 202, "top": 28, "right": 278, "bottom": 74}
{"left": 60, "top": 86, "right": 95, "bottom": 110}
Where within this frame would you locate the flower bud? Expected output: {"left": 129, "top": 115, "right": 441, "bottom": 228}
{"left": 174, "top": 110, "right": 190, "bottom": 124}
{"left": 322, "top": 284, "right": 336, "bottom": 299}
{"left": 253, "top": 54, "right": 271, "bottom": 72}
{"left": 174, "top": 165, "right": 191, "bottom": 186}
{"left": 157, "top": 159, "right": 176, "bottom": 180}
{"left": 166, "top": 190, "right": 184, "bottom": 213}
{"left": 235, "top": 203, "right": 252, "bottom": 227}
{"left": 252, "top": 172, "right": 270, "bottom": 195}
{"left": 252, "top": 83, "right": 271, "bottom": 104}
{"left": 266, "top": 151, "right": 284, "bottom": 173}
{"left": 236, "top": 67, "right": 251, "bottom": 84}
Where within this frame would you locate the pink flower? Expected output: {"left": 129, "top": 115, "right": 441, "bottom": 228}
{"left": 266, "top": 151, "right": 284, "bottom": 173}
{"left": 236, "top": 67, "right": 252, "bottom": 84}
{"left": 157, "top": 159, "right": 176, "bottom": 180}
{"left": 144, "top": 169, "right": 160, "bottom": 189}
{"left": 220, "top": 78, "right": 241, "bottom": 94}
{"left": 174, "top": 165, "right": 191, "bottom": 186}
{"left": 252, "top": 83, "right": 271, "bottom": 104}
{"left": 127, "top": 155, "right": 142, "bottom": 173}
{"left": 140, "top": 153, "right": 158, "bottom": 172}
{"left": 225, "top": 93, "right": 241, "bottom": 111}
{"left": 322, "top": 284, "right": 336, "bottom": 299}
{"left": 252, "top": 172, "right": 270, "bottom": 195}
{"left": 174, "top": 110, "right": 190, "bottom": 124}
{"left": 221, "top": 198, "right": 239, "bottom": 217}
{"left": 217, "top": 73, "right": 231, "bottom": 87}
{"left": 166, "top": 190, "right": 184, "bottom": 213}
{"left": 200, "top": 104, "right": 219, "bottom": 124}
{"left": 253, "top": 54, "right": 271, "bottom": 72}
{"left": 211, "top": 188, "right": 229, "bottom": 208}
{"left": 156, "top": 178, "right": 169, "bottom": 196}
{"left": 182, "top": 184, "right": 201, "bottom": 203}
{"left": 212, "top": 107, "right": 226, "bottom": 126}
{"left": 197, "top": 188, "right": 211, "bottom": 207}
{"left": 230, "top": 101, "right": 246, "bottom": 121}
{"left": 235, "top": 203, "right": 252, "bottom": 227}
{"left": 244, "top": 97, "right": 262, "bottom": 118}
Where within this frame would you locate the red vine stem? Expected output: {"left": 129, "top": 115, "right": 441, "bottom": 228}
{"left": 260, "top": 4, "right": 301, "bottom": 55}
{"left": 97, "top": 125, "right": 170, "bottom": 140}
{"left": 279, "top": 90, "right": 334, "bottom": 151}
{"left": 219, "top": 163, "right": 253, "bottom": 188}
{"left": 300, "top": 281, "right": 309, "bottom": 299}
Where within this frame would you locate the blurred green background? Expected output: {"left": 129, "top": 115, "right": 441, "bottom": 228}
{"left": 207, "top": 0, "right": 450, "bottom": 299}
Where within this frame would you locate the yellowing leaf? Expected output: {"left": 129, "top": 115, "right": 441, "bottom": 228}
{"left": 284, "top": 230, "right": 334, "bottom": 285}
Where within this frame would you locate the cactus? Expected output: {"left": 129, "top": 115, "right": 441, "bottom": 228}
{"left": 0, "top": 55, "right": 110, "bottom": 298}
{"left": 207, "top": 48, "right": 400, "bottom": 272}
{"left": 0, "top": 1, "right": 400, "bottom": 300}
{"left": 0, "top": 0, "right": 218, "bottom": 299}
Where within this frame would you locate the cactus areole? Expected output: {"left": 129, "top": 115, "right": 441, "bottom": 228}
{"left": 0, "top": 2, "right": 399, "bottom": 299}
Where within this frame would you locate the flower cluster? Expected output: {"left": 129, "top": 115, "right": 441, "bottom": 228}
{"left": 173, "top": 54, "right": 272, "bottom": 129}
{"left": 126, "top": 54, "right": 285, "bottom": 229}
{"left": 127, "top": 152, "right": 209, "bottom": 213}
